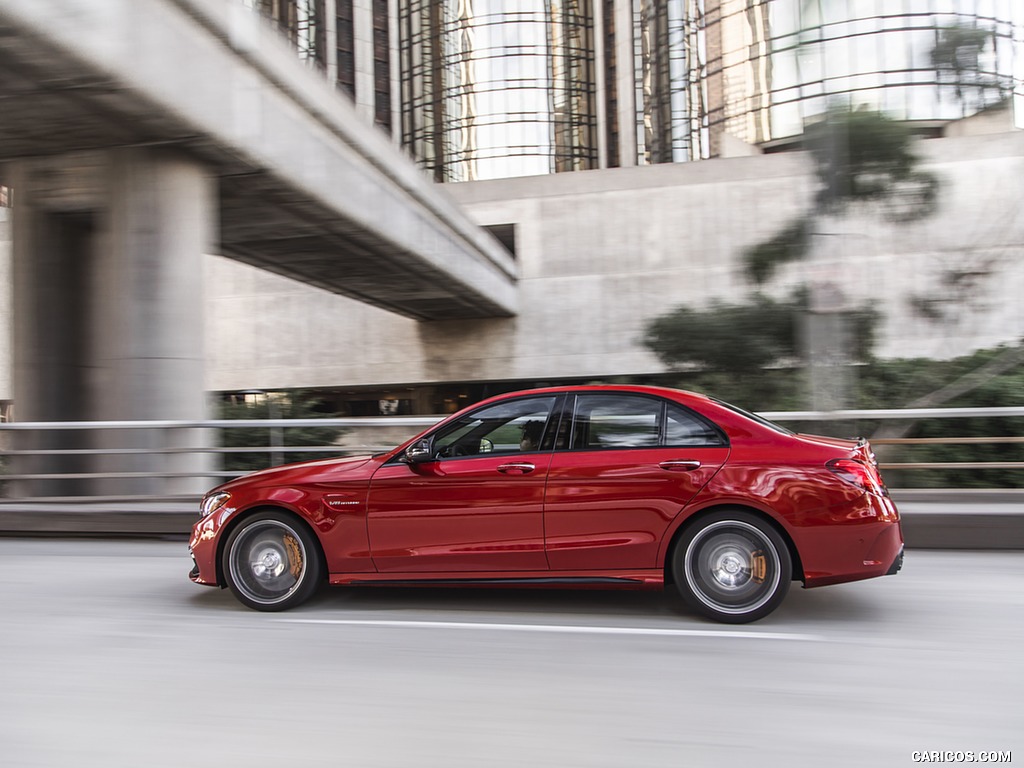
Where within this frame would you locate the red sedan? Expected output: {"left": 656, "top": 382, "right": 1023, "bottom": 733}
{"left": 189, "top": 385, "right": 903, "bottom": 623}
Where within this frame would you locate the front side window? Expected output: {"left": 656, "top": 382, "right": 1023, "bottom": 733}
{"left": 431, "top": 396, "right": 558, "bottom": 459}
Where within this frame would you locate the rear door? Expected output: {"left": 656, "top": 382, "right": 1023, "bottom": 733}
{"left": 544, "top": 393, "right": 729, "bottom": 570}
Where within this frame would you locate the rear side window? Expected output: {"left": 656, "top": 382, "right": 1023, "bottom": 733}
{"left": 570, "top": 394, "right": 726, "bottom": 450}
{"left": 572, "top": 395, "right": 660, "bottom": 449}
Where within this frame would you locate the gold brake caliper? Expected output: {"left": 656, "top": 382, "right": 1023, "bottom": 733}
{"left": 282, "top": 534, "right": 303, "bottom": 579}
{"left": 750, "top": 549, "right": 767, "bottom": 584}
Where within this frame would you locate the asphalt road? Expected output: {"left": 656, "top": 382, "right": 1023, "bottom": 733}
{"left": 1, "top": 540, "right": 1021, "bottom": 768}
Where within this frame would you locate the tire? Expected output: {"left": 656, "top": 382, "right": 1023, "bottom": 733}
{"left": 222, "top": 511, "right": 323, "bottom": 612}
{"left": 672, "top": 510, "right": 792, "bottom": 624}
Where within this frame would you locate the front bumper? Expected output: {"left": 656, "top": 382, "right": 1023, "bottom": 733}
{"left": 188, "top": 548, "right": 216, "bottom": 586}
{"left": 189, "top": 511, "right": 228, "bottom": 586}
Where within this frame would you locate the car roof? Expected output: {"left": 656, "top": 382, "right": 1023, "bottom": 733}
{"left": 472, "top": 384, "right": 715, "bottom": 406}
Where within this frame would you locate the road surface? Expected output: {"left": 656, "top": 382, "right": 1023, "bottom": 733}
{"left": 1, "top": 539, "right": 1020, "bottom": 767}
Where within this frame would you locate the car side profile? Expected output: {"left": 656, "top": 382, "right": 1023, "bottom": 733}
{"left": 189, "top": 385, "right": 904, "bottom": 623}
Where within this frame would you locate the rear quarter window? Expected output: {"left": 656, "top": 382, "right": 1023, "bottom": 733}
{"left": 665, "top": 403, "right": 727, "bottom": 447}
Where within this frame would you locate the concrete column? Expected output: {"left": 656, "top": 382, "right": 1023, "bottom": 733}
{"left": 353, "top": 0, "right": 375, "bottom": 122}
{"left": 0, "top": 204, "right": 12, "bottom": 404}
{"left": 614, "top": 0, "right": 638, "bottom": 166}
{"left": 804, "top": 228, "right": 856, "bottom": 436}
{"left": 593, "top": 1, "right": 609, "bottom": 169}
{"left": 9, "top": 150, "right": 213, "bottom": 499}
{"left": 325, "top": 0, "right": 339, "bottom": 85}
{"left": 8, "top": 157, "right": 100, "bottom": 497}
{"left": 93, "top": 149, "right": 213, "bottom": 497}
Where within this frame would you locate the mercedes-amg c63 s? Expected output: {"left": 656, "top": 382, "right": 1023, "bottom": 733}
{"left": 189, "top": 385, "right": 903, "bottom": 623}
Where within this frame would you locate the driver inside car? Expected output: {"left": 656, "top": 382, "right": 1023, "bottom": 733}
{"left": 519, "top": 420, "right": 544, "bottom": 452}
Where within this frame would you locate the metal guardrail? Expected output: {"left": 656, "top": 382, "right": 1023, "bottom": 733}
{"left": 0, "top": 407, "right": 1021, "bottom": 505}
{"left": 761, "top": 406, "right": 1024, "bottom": 472}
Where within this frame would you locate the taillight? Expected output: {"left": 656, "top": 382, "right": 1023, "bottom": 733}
{"left": 826, "top": 458, "right": 883, "bottom": 495}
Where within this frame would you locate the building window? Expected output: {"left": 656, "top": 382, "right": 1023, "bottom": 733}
{"left": 373, "top": 0, "right": 393, "bottom": 130}
{"left": 483, "top": 223, "right": 517, "bottom": 258}
{"left": 603, "top": 0, "right": 620, "bottom": 167}
{"left": 336, "top": 0, "right": 356, "bottom": 97}
{"left": 245, "top": 0, "right": 328, "bottom": 71}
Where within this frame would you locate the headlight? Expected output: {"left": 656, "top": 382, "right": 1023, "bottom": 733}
{"left": 200, "top": 491, "right": 231, "bottom": 518}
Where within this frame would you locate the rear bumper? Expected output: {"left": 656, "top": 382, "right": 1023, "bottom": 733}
{"left": 886, "top": 546, "right": 904, "bottom": 576}
{"left": 798, "top": 492, "right": 905, "bottom": 588}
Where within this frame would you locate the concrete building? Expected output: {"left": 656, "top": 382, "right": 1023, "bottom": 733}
{"left": 203, "top": 0, "right": 1024, "bottom": 414}
{"left": 3, "top": 0, "right": 1024, "bottom": 419}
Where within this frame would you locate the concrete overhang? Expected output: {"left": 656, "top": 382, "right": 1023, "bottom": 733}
{"left": 0, "top": 0, "right": 518, "bottom": 319}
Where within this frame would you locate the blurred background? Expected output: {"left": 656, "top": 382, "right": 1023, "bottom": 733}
{"left": 1, "top": 5, "right": 1022, "bottom": 768}
{"left": 0, "top": 0, "right": 1022, "bottom": 507}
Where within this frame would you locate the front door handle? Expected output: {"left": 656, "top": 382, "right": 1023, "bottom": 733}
{"left": 659, "top": 459, "right": 702, "bottom": 472}
{"left": 497, "top": 462, "right": 536, "bottom": 475}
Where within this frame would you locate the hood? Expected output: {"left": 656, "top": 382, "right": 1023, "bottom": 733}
{"left": 220, "top": 453, "right": 377, "bottom": 489}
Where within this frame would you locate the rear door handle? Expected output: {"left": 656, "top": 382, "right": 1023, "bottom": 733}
{"left": 659, "top": 459, "right": 702, "bottom": 472}
{"left": 497, "top": 462, "right": 536, "bottom": 475}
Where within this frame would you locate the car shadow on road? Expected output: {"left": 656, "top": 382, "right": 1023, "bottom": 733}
{"left": 181, "top": 577, "right": 892, "bottom": 627}
{"left": 309, "top": 581, "right": 888, "bottom": 627}
{"left": 317, "top": 583, "right": 676, "bottom": 618}
{"left": 771, "top": 583, "right": 892, "bottom": 625}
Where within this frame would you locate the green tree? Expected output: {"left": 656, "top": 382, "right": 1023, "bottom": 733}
{"left": 642, "top": 291, "right": 877, "bottom": 410}
{"left": 804, "top": 107, "right": 938, "bottom": 219}
{"left": 931, "top": 24, "right": 1009, "bottom": 116}
{"left": 858, "top": 344, "right": 1024, "bottom": 488}
{"left": 744, "top": 107, "right": 938, "bottom": 285}
{"left": 644, "top": 293, "right": 800, "bottom": 373}
{"left": 218, "top": 390, "right": 347, "bottom": 474}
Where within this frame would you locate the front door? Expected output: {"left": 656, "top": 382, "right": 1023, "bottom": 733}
{"left": 366, "top": 395, "right": 560, "bottom": 573}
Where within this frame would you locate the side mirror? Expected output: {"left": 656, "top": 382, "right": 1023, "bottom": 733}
{"left": 404, "top": 439, "right": 433, "bottom": 464}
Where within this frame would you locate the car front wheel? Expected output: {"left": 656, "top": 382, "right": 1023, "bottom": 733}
{"left": 672, "top": 510, "right": 791, "bottom": 624}
{"left": 222, "top": 511, "right": 323, "bottom": 611}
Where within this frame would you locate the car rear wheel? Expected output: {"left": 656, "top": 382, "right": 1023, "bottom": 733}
{"left": 673, "top": 510, "right": 791, "bottom": 624}
{"left": 222, "top": 511, "right": 322, "bottom": 611}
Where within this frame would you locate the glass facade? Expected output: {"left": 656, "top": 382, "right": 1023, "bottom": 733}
{"left": 244, "top": 0, "right": 1023, "bottom": 177}
{"left": 705, "top": 0, "right": 1024, "bottom": 152}
{"left": 398, "top": 0, "right": 598, "bottom": 182}
{"left": 634, "top": 0, "right": 708, "bottom": 163}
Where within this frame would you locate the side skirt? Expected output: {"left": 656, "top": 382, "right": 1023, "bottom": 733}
{"left": 329, "top": 570, "right": 665, "bottom": 590}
